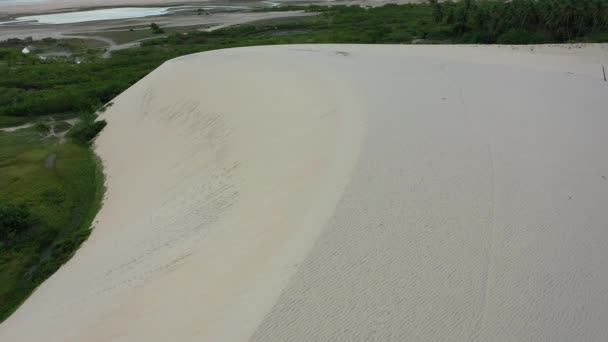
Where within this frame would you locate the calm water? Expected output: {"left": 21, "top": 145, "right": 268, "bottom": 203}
{"left": 7, "top": 7, "right": 172, "bottom": 24}
{"left": 0, "top": 4, "right": 251, "bottom": 25}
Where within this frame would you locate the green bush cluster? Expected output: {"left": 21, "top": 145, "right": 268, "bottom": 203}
{"left": 33, "top": 121, "right": 50, "bottom": 134}
{"left": 0, "top": 127, "right": 104, "bottom": 321}
{"left": 150, "top": 22, "right": 165, "bottom": 34}
{"left": 430, "top": 0, "right": 608, "bottom": 43}
{"left": 0, "top": 52, "right": 142, "bottom": 122}
{"left": 68, "top": 119, "right": 107, "bottom": 145}
{"left": 0, "top": 204, "right": 33, "bottom": 241}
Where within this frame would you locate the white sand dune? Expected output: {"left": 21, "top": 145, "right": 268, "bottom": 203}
{"left": 1, "top": 44, "right": 608, "bottom": 341}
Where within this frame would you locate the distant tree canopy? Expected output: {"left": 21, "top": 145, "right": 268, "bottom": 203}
{"left": 150, "top": 23, "right": 165, "bottom": 34}
{"left": 430, "top": 0, "right": 608, "bottom": 43}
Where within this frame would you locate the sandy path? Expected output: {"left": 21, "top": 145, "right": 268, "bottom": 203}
{"left": 0, "top": 122, "right": 34, "bottom": 132}
{"left": 1, "top": 44, "right": 608, "bottom": 341}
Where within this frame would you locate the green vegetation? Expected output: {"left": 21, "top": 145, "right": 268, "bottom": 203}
{"left": 428, "top": 0, "right": 608, "bottom": 43}
{"left": 68, "top": 118, "right": 107, "bottom": 145}
{"left": 150, "top": 22, "right": 165, "bottom": 34}
{"left": 0, "top": 126, "right": 104, "bottom": 321}
{"left": 53, "top": 121, "right": 73, "bottom": 134}
{"left": 31, "top": 37, "right": 101, "bottom": 54}
{"left": 0, "top": 204, "right": 33, "bottom": 241}
{"left": 33, "top": 121, "right": 50, "bottom": 134}
{"left": 258, "top": 0, "right": 608, "bottom": 43}
{"left": 1, "top": 0, "right": 608, "bottom": 323}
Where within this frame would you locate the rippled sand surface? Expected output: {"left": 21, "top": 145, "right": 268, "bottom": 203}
{"left": 1, "top": 45, "right": 608, "bottom": 342}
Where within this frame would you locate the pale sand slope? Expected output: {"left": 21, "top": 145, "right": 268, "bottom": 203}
{"left": 1, "top": 44, "right": 608, "bottom": 341}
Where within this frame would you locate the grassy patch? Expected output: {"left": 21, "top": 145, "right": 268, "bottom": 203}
{"left": 53, "top": 121, "right": 73, "bottom": 134}
{"left": 68, "top": 118, "right": 107, "bottom": 145}
{"left": 0, "top": 127, "right": 104, "bottom": 321}
{"left": 31, "top": 38, "right": 87, "bottom": 54}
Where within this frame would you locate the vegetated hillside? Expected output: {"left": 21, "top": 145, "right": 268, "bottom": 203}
{"left": 0, "top": 127, "right": 103, "bottom": 322}
{"left": 427, "top": 0, "right": 608, "bottom": 43}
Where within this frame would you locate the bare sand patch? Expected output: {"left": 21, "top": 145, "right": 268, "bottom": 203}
{"left": 1, "top": 44, "right": 607, "bottom": 341}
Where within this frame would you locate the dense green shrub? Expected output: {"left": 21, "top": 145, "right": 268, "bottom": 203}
{"left": 0, "top": 204, "right": 33, "bottom": 241}
{"left": 34, "top": 121, "right": 50, "bottom": 134}
{"left": 0, "top": 127, "right": 104, "bottom": 321}
{"left": 431, "top": 0, "right": 608, "bottom": 43}
{"left": 0, "top": 89, "right": 98, "bottom": 117}
{"left": 68, "top": 119, "right": 107, "bottom": 145}
{"left": 497, "top": 29, "right": 544, "bottom": 44}
{"left": 150, "top": 22, "right": 165, "bottom": 34}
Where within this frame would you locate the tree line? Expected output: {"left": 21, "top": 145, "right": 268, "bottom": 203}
{"left": 430, "top": 0, "right": 608, "bottom": 43}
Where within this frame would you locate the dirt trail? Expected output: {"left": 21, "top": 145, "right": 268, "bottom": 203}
{"left": 1, "top": 118, "right": 74, "bottom": 145}
{"left": 0, "top": 123, "right": 34, "bottom": 132}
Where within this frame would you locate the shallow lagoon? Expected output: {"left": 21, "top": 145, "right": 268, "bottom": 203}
{"left": 0, "top": 5, "right": 249, "bottom": 25}
{"left": 8, "top": 7, "right": 173, "bottom": 24}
